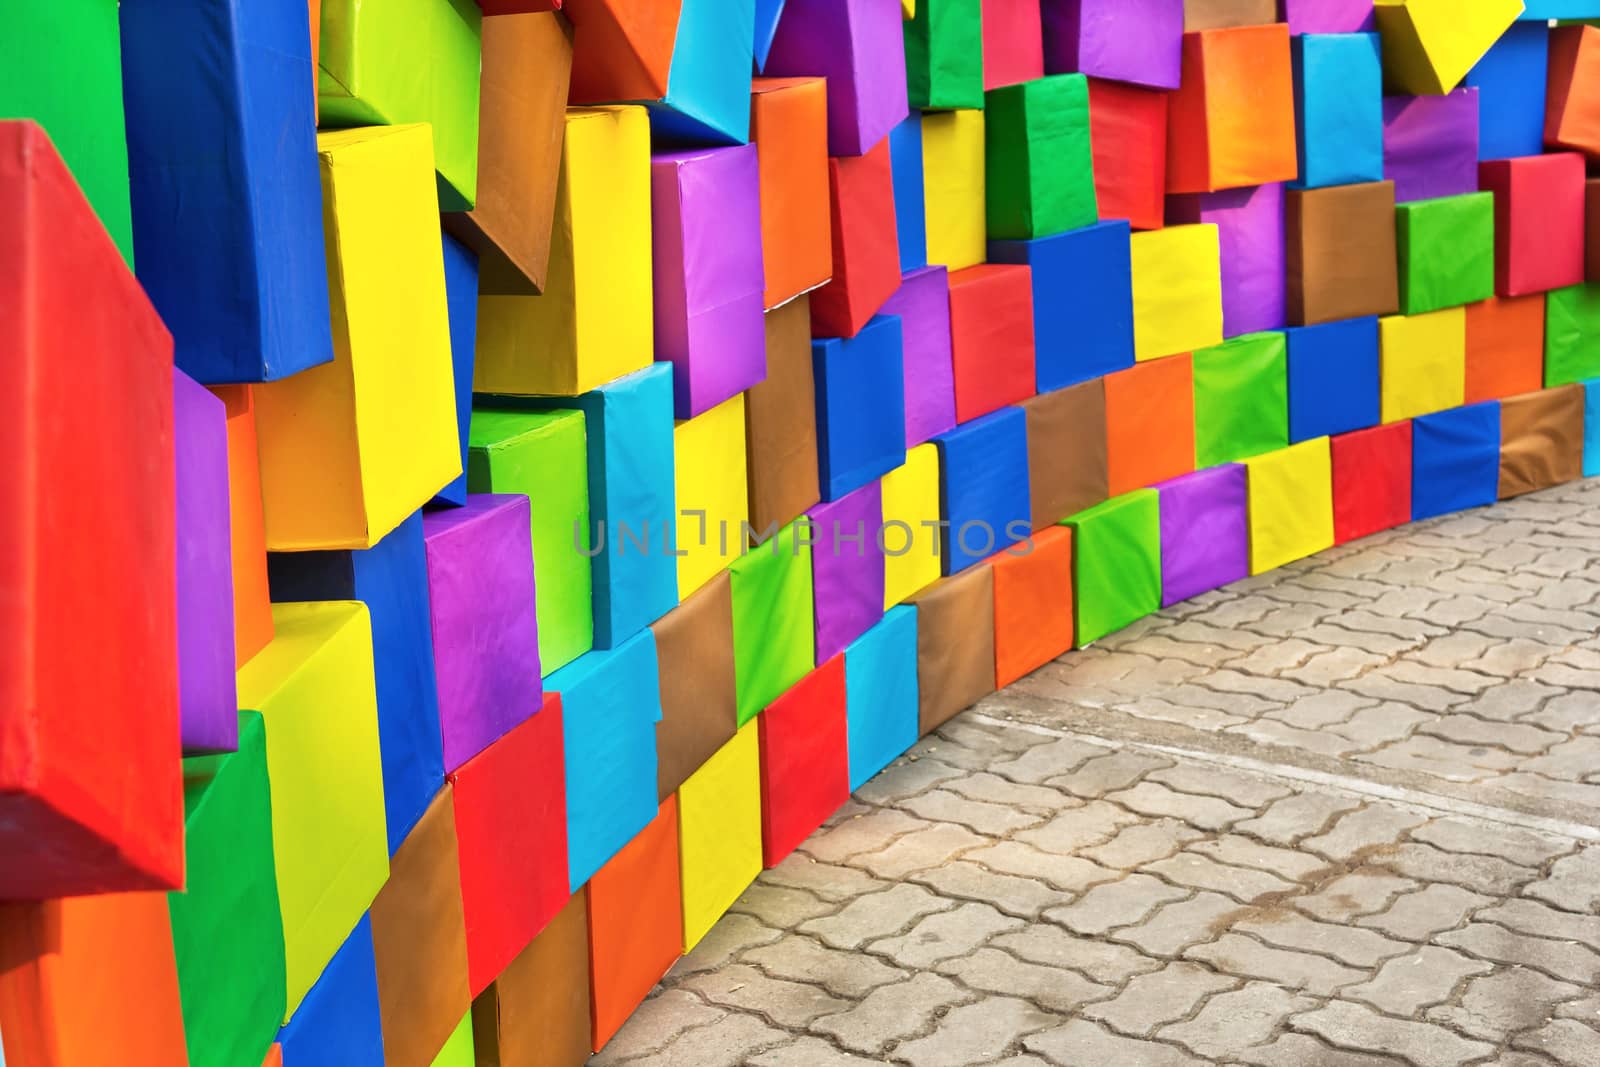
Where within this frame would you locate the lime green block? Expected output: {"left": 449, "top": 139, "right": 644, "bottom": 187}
{"left": 1192, "top": 332, "right": 1289, "bottom": 468}
{"left": 0, "top": 0, "right": 133, "bottom": 264}
{"left": 469, "top": 407, "right": 594, "bottom": 675}
{"left": 1546, "top": 283, "right": 1600, "bottom": 387}
{"left": 905, "top": 0, "right": 983, "bottom": 110}
{"left": 319, "top": 0, "right": 482, "bottom": 211}
{"left": 1063, "top": 491, "right": 1161, "bottom": 647}
{"left": 431, "top": 1011, "right": 475, "bottom": 1066}
{"left": 1395, "top": 192, "right": 1495, "bottom": 315}
{"left": 168, "top": 712, "right": 287, "bottom": 1067}
{"left": 729, "top": 520, "right": 814, "bottom": 727}
{"left": 984, "top": 74, "right": 1097, "bottom": 240}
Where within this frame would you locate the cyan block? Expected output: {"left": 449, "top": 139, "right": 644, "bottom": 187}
{"left": 1292, "top": 33, "right": 1383, "bottom": 189}
{"left": 1412, "top": 402, "right": 1502, "bottom": 520}
{"left": 1586, "top": 379, "right": 1600, "bottom": 478}
{"left": 843, "top": 605, "right": 919, "bottom": 791}
{"left": 648, "top": 0, "right": 757, "bottom": 144}
{"left": 1286, "top": 317, "right": 1381, "bottom": 442}
{"left": 989, "top": 221, "right": 1136, "bottom": 391}
{"left": 275, "top": 915, "right": 384, "bottom": 1067}
{"left": 1465, "top": 22, "right": 1550, "bottom": 161}
{"left": 432, "top": 231, "right": 479, "bottom": 508}
{"left": 934, "top": 406, "right": 1031, "bottom": 575}
{"left": 550, "top": 629, "right": 662, "bottom": 892}
{"left": 814, "top": 314, "right": 908, "bottom": 502}
{"left": 889, "top": 112, "right": 928, "bottom": 273}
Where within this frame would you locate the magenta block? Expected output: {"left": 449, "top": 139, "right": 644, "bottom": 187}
{"left": 1284, "top": 0, "right": 1375, "bottom": 34}
{"left": 422, "top": 494, "right": 542, "bottom": 772}
{"left": 1169, "top": 183, "right": 1285, "bottom": 338}
{"left": 764, "top": 0, "right": 910, "bottom": 156}
{"left": 174, "top": 370, "right": 239, "bottom": 754}
{"left": 809, "top": 481, "right": 886, "bottom": 663}
{"left": 1041, "top": 0, "right": 1183, "bottom": 90}
{"left": 651, "top": 144, "right": 767, "bottom": 419}
{"left": 1156, "top": 464, "right": 1248, "bottom": 607}
{"left": 1383, "top": 89, "right": 1480, "bottom": 204}
{"left": 880, "top": 266, "right": 957, "bottom": 448}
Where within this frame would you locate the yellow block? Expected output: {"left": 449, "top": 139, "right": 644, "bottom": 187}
{"left": 1245, "top": 439, "right": 1334, "bottom": 575}
{"left": 1130, "top": 225, "right": 1224, "bottom": 363}
{"left": 236, "top": 602, "right": 389, "bottom": 1021}
{"left": 882, "top": 443, "right": 942, "bottom": 609}
{"left": 921, "top": 108, "right": 986, "bottom": 272}
{"left": 674, "top": 393, "right": 750, "bottom": 598}
{"left": 1380, "top": 308, "right": 1466, "bottom": 424}
{"left": 903, "top": 0, "right": 915, "bottom": 16}
{"left": 256, "top": 125, "right": 460, "bottom": 551}
{"left": 475, "top": 106, "right": 654, "bottom": 396}
{"left": 1373, "top": 0, "right": 1522, "bottom": 96}
{"left": 677, "top": 721, "right": 762, "bottom": 951}
{"left": 431, "top": 1011, "right": 475, "bottom": 1067}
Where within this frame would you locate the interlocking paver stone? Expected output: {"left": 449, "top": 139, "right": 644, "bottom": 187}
{"left": 867, "top": 902, "right": 1023, "bottom": 968}
{"left": 1143, "top": 852, "right": 1297, "bottom": 903}
{"left": 1296, "top": 870, "right": 1418, "bottom": 922}
{"left": 934, "top": 947, "right": 1112, "bottom": 1013}
{"left": 890, "top": 997, "right": 1057, "bottom": 1067}
{"left": 1157, "top": 981, "right": 1313, "bottom": 1059}
{"left": 1024, "top": 1020, "right": 1205, "bottom": 1067}
{"left": 1342, "top": 945, "right": 1493, "bottom": 1014}
{"left": 1355, "top": 882, "right": 1489, "bottom": 940}
{"left": 1081, "top": 962, "right": 1234, "bottom": 1036}
{"left": 679, "top": 964, "right": 850, "bottom": 1028}
{"left": 909, "top": 860, "right": 1067, "bottom": 920}
{"left": 1291, "top": 1000, "right": 1495, "bottom": 1067}
{"left": 1044, "top": 873, "right": 1188, "bottom": 935}
{"left": 1427, "top": 965, "right": 1582, "bottom": 1039}
{"left": 797, "top": 884, "right": 955, "bottom": 951}
{"left": 809, "top": 974, "right": 973, "bottom": 1056}
{"left": 1112, "top": 892, "right": 1243, "bottom": 957}
{"left": 1184, "top": 933, "right": 1365, "bottom": 995}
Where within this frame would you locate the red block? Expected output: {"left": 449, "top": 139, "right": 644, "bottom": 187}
{"left": 1089, "top": 79, "right": 1168, "bottom": 232}
{"left": 1478, "top": 154, "right": 1586, "bottom": 298}
{"left": 481, "top": 0, "right": 561, "bottom": 10}
{"left": 1331, "top": 422, "right": 1413, "bottom": 545}
{"left": 948, "top": 264, "right": 1037, "bottom": 423}
{"left": 449, "top": 693, "right": 570, "bottom": 997}
{"left": 810, "top": 138, "right": 900, "bottom": 339}
{"left": 0, "top": 120, "right": 183, "bottom": 898}
{"left": 758, "top": 656, "right": 849, "bottom": 868}
{"left": 982, "top": 0, "right": 1045, "bottom": 90}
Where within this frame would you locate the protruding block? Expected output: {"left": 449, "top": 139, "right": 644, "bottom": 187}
{"left": 910, "top": 565, "right": 997, "bottom": 733}
{"left": 1193, "top": 333, "right": 1289, "bottom": 466}
{"left": 990, "top": 525, "right": 1075, "bottom": 687}
{"left": 1041, "top": 0, "right": 1183, "bottom": 89}
{"left": 469, "top": 892, "right": 590, "bottom": 1067}
{"left": 1411, "top": 402, "right": 1502, "bottom": 519}
{"left": 1088, "top": 79, "right": 1168, "bottom": 232}
{"left": 765, "top": 0, "right": 909, "bottom": 156}
{"left": 1156, "top": 465, "right": 1248, "bottom": 607}
{"left": 1130, "top": 225, "right": 1224, "bottom": 361}
{"left": 948, "top": 265, "right": 1037, "bottom": 421}
{"left": 935, "top": 407, "right": 1032, "bottom": 575}
{"left": 1546, "top": 284, "right": 1600, "bottom": 387}
{"left": 983, "top": 0, "right": 1046, "bottom": 89}
{"left": 1022, "top": 380, "right": 1109, "bottom": 531}
{"left": 1382, "top": 89, "right": 1480, "bottom": 203}
{"left": 1285, "top": 181, "right": 1400, "bottom": 326}
{"left": 1064, "top": 491, "right": 1162, "bottom": 645}
{"left": 844, "top": 607, "right": 920, "bottom": 790}
{"left": 1244, "top": 439, "right": 1334, "bottom": 574}
{"left": 905, "top": 0, "right": 984, "bottom": 108}
{"left": 214, "top": 384, "right": 275, "bottom": 668}
{"left": 1292, "top": 32, "right": 1384, "bottom": 189}
{"left": 810, "top": 485, "right": 887, "bottom": 663}
{"left": 1380, "top": 308, "right": 1467, "bottom": 423}
{"left": 1332, "top": 422, "right": 1413, "bottom": 544}
{"left": 652, "top": 573, "right": 738, "bottom": 802}
{"left": 882, "top": 267, "right": 958, "bottom": 446}
{"left": 1286, "top": 317, "right": 1382, "bottom": 442}
{"left": 1105, "top": 355, "right": 1197, "bottom": 494}
{"left": 812, "top": 137, "right": 902, "bottom": 337}
{"left": 1478, "top": 154, "right": 1586, "bottom": 299}
{"left": 1372, "top": 0, "right": 1520, "bottom": 96}
{"left": 889, "top": 114, "right": 929, "bottom": 272}
{"left": 1183, "top": 0, "right": 1277, "bottom": 28}
{"left": 921, "top": 108, "right": 987, "bottom": 273}
{"left": 1167, "top": 24, "right": 1298, "bottom": 194}
{"left": 752, "top": 77, "right": 832, "bottom": 308}
{"left": 1466, "top": 295, "right": 1546, "bottom": 404}
{"left": 1168, "top": 184, "right": 1286, "bottom": 338}
{"left": 813, "top": 316, "right": 908, "bottom": 501}
{"left": 1464, "top": 21, "right": 1549, "bottom": 161}
{"left": 1500, "top": 385, "right": 1585, "bottom": 499}
{"left": 679, "top": 723, "right": 763, "bottom": 950}
{"left": 730, "top": 521, "right": 816, "bottom": 726}
{"left": 433, "top": 233, "right": 479, "bottom": 508}
{"left": 747, "top": 298, "right": 823, "bottom": 535}
{"left": 985, "top": 74, "right": 1097, "bottom": 240}
{"left": 1547, "top": 25, "right": 1600, "bottom": 157}
{"left": 1285, "top": 0, "right": 1375, "bottom": 35}
{"left": 276, "top": 916, "right": 385, "bottom": 1066}
{"left": 1394, "top": 192, "right": 1496, "bottom": 315}
{"left": 760, "top": 658, "right": 850, "bottom": 866}
{"left": 882, "top": 445, "right": 945, "bottom": 607}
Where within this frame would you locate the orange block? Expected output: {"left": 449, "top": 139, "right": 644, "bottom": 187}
{"left": 1167, "top": 25, "right": 1297, "bottom": 194}
{"left": 989, "top": 526, "right": 1074, "bottom": 689}
{"left": 1465, "top": 295, "right": 1546, "bottom": 405}
{"left": 309, "top": 1, "right": 320, "bottom": 116}
{"left": 212, "top": 384, "right": 274, "bottom": 668}
{"left": 263, "top": 1047, "right": 283, "bottom": 1067}
{"left": 752, "top": 77, "right": 832, "bottom": 309}
{"left": 1547, "top": 25, "right": 1600, "bottom": 158}
{"left": 0, "top": 893, "right": 188, "bottom": 1067}
{"left": 586, "top": 796, "right": 683, "bottom": 1053}
{"left": 1104, "top": 354, "right": 1196, "bottom": 496}
{"left": 566, "top": 0, "right": 679, "bottom": 104}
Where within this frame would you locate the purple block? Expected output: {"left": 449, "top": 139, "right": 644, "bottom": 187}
{"left": 1169, "top": 183, "right": 1286, "bottom": 338}
{"left": 809, "top": 482, "right": 886, "bottom": 663}
{"left": 174, "top": 370, "right": 238, "bottom": 754}
{"left": 1156, "top": 464, "right": 1248, "bottom": 607}
{"left": 1283, "top": 0, "right": 1375, "bottom": 34}
{"left": 1041, "top": 0, "right": 1183, "bottom": 90}
{"left": 423, "top": 494, "right": 542, "bottom": 772}
{"left": 880, "top": 266, "right": 957, "bottom": 448}
{"left": 764, "top": 0, "right": 909, "bottom": 157}
{"left": 651, "top": 144, "right": 767, "bottom": 420}
{"left": 1382, "top": 89, "right": 1480, "bottom": 203}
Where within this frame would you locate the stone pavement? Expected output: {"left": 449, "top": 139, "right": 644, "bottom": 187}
{"left": 592, "top": 479, "right": 1600, "bottom": 1067}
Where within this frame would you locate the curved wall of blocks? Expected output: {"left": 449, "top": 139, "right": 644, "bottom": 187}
{"left": 3, "top": 0, "right": 1600, "bottom": 1064}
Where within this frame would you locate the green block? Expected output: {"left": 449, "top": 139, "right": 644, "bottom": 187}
{"left": 729, "top": 519, "right": 814, "bottom": 727}
{"left": 905, "top": 0, "right": 984, "bottom": 110}
{"left": 984, "top": 74, "right": 1097, "bottom": 240}
{"left": 319, "top": 0, "right": 482, "bottom": 212}
{"left": 0, "top": 0, "right": 133, "bottom": 265}
{"left": 169, "top": 711, "right": 288, "bottom": 1067}
{"left": 1063, "top": 491, "right": 1161, "bottom": 647}
{"left": 1192, "top": 332, "right": 1289, "bottom": 468}
{"left": 1546, "top": 283, "right": 1600, "bottom": 387}
{"left": 431, "top": 1011, "right": 476, "bottom": 1066}
{"left": 469, "top": 407, "right": 594, "bottom": 675}
{"left": 1395, "top": 192, "right": 1495, "bottom": 315}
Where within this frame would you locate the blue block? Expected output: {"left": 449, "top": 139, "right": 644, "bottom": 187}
{"left": 550, "top": 630, "right": 662, "bottom": 892}
{"left": 120, "top": 0, "right": 333, "bottom": 384}
{"left": 276, "top": 915, "right": 385, "bottom": 1067}
{"left": 1292, "top": 34, "right": 1383, "bottom": 189}
{"left": 754, "top": 0, "right": 787, "bottom": 70}
{"left": 1584, "top": 380, "right": 1600, "bottom": 478}
{"left": 843, "top": 605, "right": 919, "bottom": 791}
{"left": 432, "top": 231, "right": 479, "bottom": 508}
{"left": 267, "top": 513, "right": 445, "bottom": 856}
{"left": 889, "top": 113, "right": 928, "bottom": 273}
{"left": 934, "top": 407, "right": 1032, "bottom": 575}
{"left": 1286, "top": 317, "right": 1381, "bottom": 442}
{"left": 1466, "top": 23, "right": 1550, "bottom": 161}
{"left": 647, "top": 0, "right": 756, "bottom": 144}
{"left": 814, "top": 315, "right": 908, "bottom": 501}
{"left": 1412, "top": 402, "right": 1503, "bottom": 521}
{"left": 989, "top": 221, "right": 1136, "bottom": 391}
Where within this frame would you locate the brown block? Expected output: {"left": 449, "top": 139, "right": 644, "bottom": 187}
{"left": 1184, "top": 0, "right": 1278, "bottom": 30}
{"left": 909, "top": 564, "right": 996, "bottom": 735}
{"left": 745, "top": 295, "right": 821, "bottom": 537}
{"left": 1285, "top": 181, "right": 1400, "bottom": 327}
{"left": 1499, "top": 385, "right": 1585, "bottom": 499}
{"left": 371, "top": 785, "right": 473, "bottom": 1067}
{"left": 1022, "top": 380, "right": 1109, "bottom": 531}
{"left": 1587, "top": 178, "right": 1600, "bottom": 282}
{"left": 472, "top": 890, "right": 591, "bottom": 1067}
{"left": 651, "top": 571, "right": 738, "bottom": 802}
{"left": 442, "top": 13, "right": 572, "bottom": 295}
